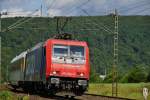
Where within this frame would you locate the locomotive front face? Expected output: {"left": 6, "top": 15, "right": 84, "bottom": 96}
{"left": 45, "top": 39, "right": 90, "bottom": 95}
{"left": 52, "top": 44, "right": 88, "bottom": 82}
{"left": 51, "top": 45, "right": 86, "bottom": 76}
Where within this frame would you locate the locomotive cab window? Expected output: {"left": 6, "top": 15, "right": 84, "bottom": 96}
{"left": 52, "top": 44, "right": 85, "bottom": 64}
{"left": 53, "top": 45, "right": 68, "bottom": 57}
{"left": 70, "top": 46, "right": 84, "bottom": 58}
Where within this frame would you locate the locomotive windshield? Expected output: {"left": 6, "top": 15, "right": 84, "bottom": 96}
{"left": 70, "top": 46, "right": 84, "bottom": 58}
{"left": 52, "top": 44, "right": 85, "bottom": 64}
{"left": 53, "top": 45, "right": 68, "bottom": 56}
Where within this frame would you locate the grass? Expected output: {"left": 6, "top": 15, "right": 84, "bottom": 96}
{"left": 0, "top": 90, "right": 29, "bottom": 100}
{"left": 0, "top": 91, "right": 13, "bottom": 100}
{"left": 0, "top": 83, "right": 150, "bottom": 100}
{"left": 88, "top": 83, "right": 150, "bottom": 100}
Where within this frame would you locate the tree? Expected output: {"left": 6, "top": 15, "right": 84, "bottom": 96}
{"left": 147, "top": 71, "right": 150, "bottom": 82}
{"left": 90, "top": 69, "right": 102, "bottom": 83}
{"left": 1, "top": 16, "right": 150, "bottom": 83}
{"left": 127, "top": 66, "right": 147, "bottom": 83}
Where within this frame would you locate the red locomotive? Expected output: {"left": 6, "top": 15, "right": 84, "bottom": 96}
{"left": 9, "top": 36, "right": 90, "bottom": 95}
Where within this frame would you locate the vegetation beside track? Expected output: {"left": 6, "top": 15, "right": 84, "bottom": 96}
{"left": 0, "top": 90, "right": 29, "bottom": 100}
{"left": 0, "top": 83, "right": 150, "bottom": 100}
{"left": 88, "top": 83, "right": 150, "bottom": 100}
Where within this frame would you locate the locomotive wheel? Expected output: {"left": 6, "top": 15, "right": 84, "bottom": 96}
{"left": 74, "top": 87, "right": 85, "bottom": 96}
{"left": 45, "top": 87, "right": 56, "bottom": 96}
{"left": 46, "top": 90, "right": 55, "bottom": 96}
{"left": 23, "top": 87, "right": 28, "bottom": 92}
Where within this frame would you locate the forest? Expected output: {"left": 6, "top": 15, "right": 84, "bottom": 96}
{"left": 0, "top": 15, "right": 150, "bottom": 83}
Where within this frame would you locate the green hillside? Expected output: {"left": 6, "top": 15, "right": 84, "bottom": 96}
{"left": 0, "top": 16, "right": 150, "bottom": 82}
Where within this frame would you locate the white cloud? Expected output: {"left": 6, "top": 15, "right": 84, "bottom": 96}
{"left": 47, "top": 8, "right": 63, "bottom": 17}
{"left": 1, "top": 0, "right": 150, "bottom": 17}
{"left": 1, "top": 8, "right": 42, "bottom": 18}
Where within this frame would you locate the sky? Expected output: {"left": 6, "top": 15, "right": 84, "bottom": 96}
{"left": 0, "top": 0, "right": 150, "bottom": 17}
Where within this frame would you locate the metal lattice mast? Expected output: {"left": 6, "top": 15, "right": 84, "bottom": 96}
{"left": 0, "top": 14, "right": 1, "bottom": 32}
{"left": 112, "top": 9, "right": 118, "bottom": 97}
{"left": 0, "top": 37, "right": 1, "bottom": 87}
{"left": 0, "top": 12, "right": 7, "bottom": 32}
{"left": 0, "top": 12, "right": 7, "bottom": 85}
{"left": 41, "top": 4, "right": 43, "bottom": 17}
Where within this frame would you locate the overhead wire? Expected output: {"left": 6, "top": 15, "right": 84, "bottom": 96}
{"left": 4, "top": 0, "right": 150, "bottom": 32}
{"left": 70, "top": 8, "right": 114, "bottom": 71}
{"left": 6, "top": 9, "right": 39, "bottom": 29}
{"left": 62, "top": 0, "right": 91, "bottom": 16}
{"left": 3, "top": 9, "right": 39, "bottom": 32}
{"left": 136, "top": 7, "right": 150, "bottom": 15}
{"left": 7, "top": 17, "right": 36, "bottom": 31}
{"left": 118, "top": 0, "right": 149, "bottom": 11}
{"left": 78, "top": 0, "right": 150, "bottom": 33}
{"left": 72, "top": 11, "right": 111, "bottom": 73}
{"left": 57, "top": 0, "right": 81, "bottom": 9}
{"left": 47, "top": 0, "right": 114, "bottom": 34}
{"left": 129, "top": 6, "right": 150, "bottom": 15}
{"left": 45, "top": 0, "right": 55, "bottom": 9}
{"left": 43, "top": 0, "right": 150, "bottom": 17}
{"left": 43, "top": 0, "right": 89, "bottom": 17}
{"left": 45, "top": 0, "right": 56, "bottom": 16}
{"left": 118, "top": 1, "right": 150, "bottom": 14}
{"left": 81, "top": 9, "right": 114, "bottom": 34}
{"left": 11, "top": 27, "right": 49, "bottom": 30}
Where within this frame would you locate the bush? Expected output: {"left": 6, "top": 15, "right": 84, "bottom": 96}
{"left": 0, "top": 91, "right": 13, "bottom": 100}
{"left": 22, "top": 96, "right": 29, "bottom": 100}
{"left": 103, "top": 72, "right": 112, "bottom": 83}
{"left": 147, "top": 71, "right": 150, "bottom": 82}
{"left": 121, "top": 66, "right": 147, "bottom": 83}
{"left": 120, "top": 74, "right": 128, "bottom": 83}
{"left": 90, "top": 69, "right": 102, "bottom": 83}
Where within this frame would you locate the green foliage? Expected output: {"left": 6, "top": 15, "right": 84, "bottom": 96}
{"left": 90, "top": 69, "right": 102, "bottom": 83}
{"left": 103, "top": 72, "right": 112, "bottom": 83}
{"left": 121, "top": 66, "right": 147, "bottom": 83}
{"left": 22, "top": 96, "right": 29, "bottom": 100}
{"left": 88, "top": 83, "right": 150, "bottom": 100}
{"left": 0, "top": 91, "right": 13, "bottom": 100}
{"left": 120, "top": 74, "right": 129, "bottom": 83}
{"left": 0, "top": 16, "right": 150, "bottom": 83}
{"left": 147, "top": 71, "right": 150, "bottom": 82}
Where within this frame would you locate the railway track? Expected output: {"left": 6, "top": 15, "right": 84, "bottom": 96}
{"left": 0, "top": 85, "right": 134, "bottom": 100}
{"left": 82, "top": 93, "right": 134, "bottom": 100}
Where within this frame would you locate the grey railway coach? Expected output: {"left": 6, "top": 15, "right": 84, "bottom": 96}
{"left": 9, "top": 51, "right": 27, "bottom": 88}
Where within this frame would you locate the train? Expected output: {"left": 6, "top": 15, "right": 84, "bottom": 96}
{"left": 9, "top": 37, "right": 90, "bottom": 96}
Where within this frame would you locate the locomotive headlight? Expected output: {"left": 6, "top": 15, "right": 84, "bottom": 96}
{"left": 80, "top": 73, "right": 84, "bottom": 77}
{"left": 53, "top": 71, "right": 56, "bottom": 75}
{"left": 51, "top": 71, "right": 60, "bottom": 75}
{"left": 77, "top": 72, "right": 84, "bottom": 77}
